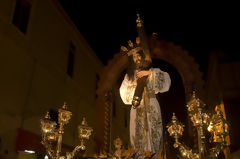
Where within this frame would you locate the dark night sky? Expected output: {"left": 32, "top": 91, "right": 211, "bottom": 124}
{"left": 58, "top": 2, "right": 239, "bottom": 78}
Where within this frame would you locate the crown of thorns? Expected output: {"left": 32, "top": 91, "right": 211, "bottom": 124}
{"left": 120, "top": 37, "right": 142, "bottom": 56}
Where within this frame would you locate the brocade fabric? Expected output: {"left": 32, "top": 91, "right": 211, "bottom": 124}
{"left": 119, "top": 68, "right": 171, "bottom": 156}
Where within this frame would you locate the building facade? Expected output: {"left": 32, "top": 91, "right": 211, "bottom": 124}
{"left": 0, "top": 0, "right": 102, "bottom": 158}
{"left": 205, "top": 50, "right": 240, "bottom": 154}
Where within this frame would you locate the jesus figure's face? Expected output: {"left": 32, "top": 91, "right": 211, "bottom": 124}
{"left": 133, "top": 53, "right": 142, "bottom": 64}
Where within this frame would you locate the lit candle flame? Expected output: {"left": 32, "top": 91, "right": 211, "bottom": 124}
{"left": 208, "top": 121, "right": 213, "bottom": 132}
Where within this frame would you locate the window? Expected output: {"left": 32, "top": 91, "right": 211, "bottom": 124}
{"left": 67, "top": 42, "right": 75, "bottom": 77}
{"left": 12, "top": 0, "right": 32, "bottom": 34}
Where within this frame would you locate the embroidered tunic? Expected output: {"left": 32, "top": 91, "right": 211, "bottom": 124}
{"left": 120, "top": 68, "right": 171, "bottom": 154}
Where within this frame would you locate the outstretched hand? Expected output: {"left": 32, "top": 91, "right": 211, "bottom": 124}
{"left": 137, "top": 70, "right": 151, "bottom": 79}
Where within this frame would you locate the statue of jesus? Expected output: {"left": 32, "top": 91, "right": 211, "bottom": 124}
{"left": 119, "top": 38, "right": 171, "bottom": 157}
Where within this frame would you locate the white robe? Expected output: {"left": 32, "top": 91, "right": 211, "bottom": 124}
{"left": 119, "top": 68, "right": 171, "bottom": 154}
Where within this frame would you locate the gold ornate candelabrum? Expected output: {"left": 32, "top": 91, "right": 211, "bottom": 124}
{"left": 40, "top": 103, "right": 93, "bottom": 159}
{"left": 167, "top": 113, "right": 199, "bottom": 159}
{"left": 167, "top": 92, "right": 230, "bottom": 159}
{"left": 207, "top": 105, "right": 230, "bottom": 158}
